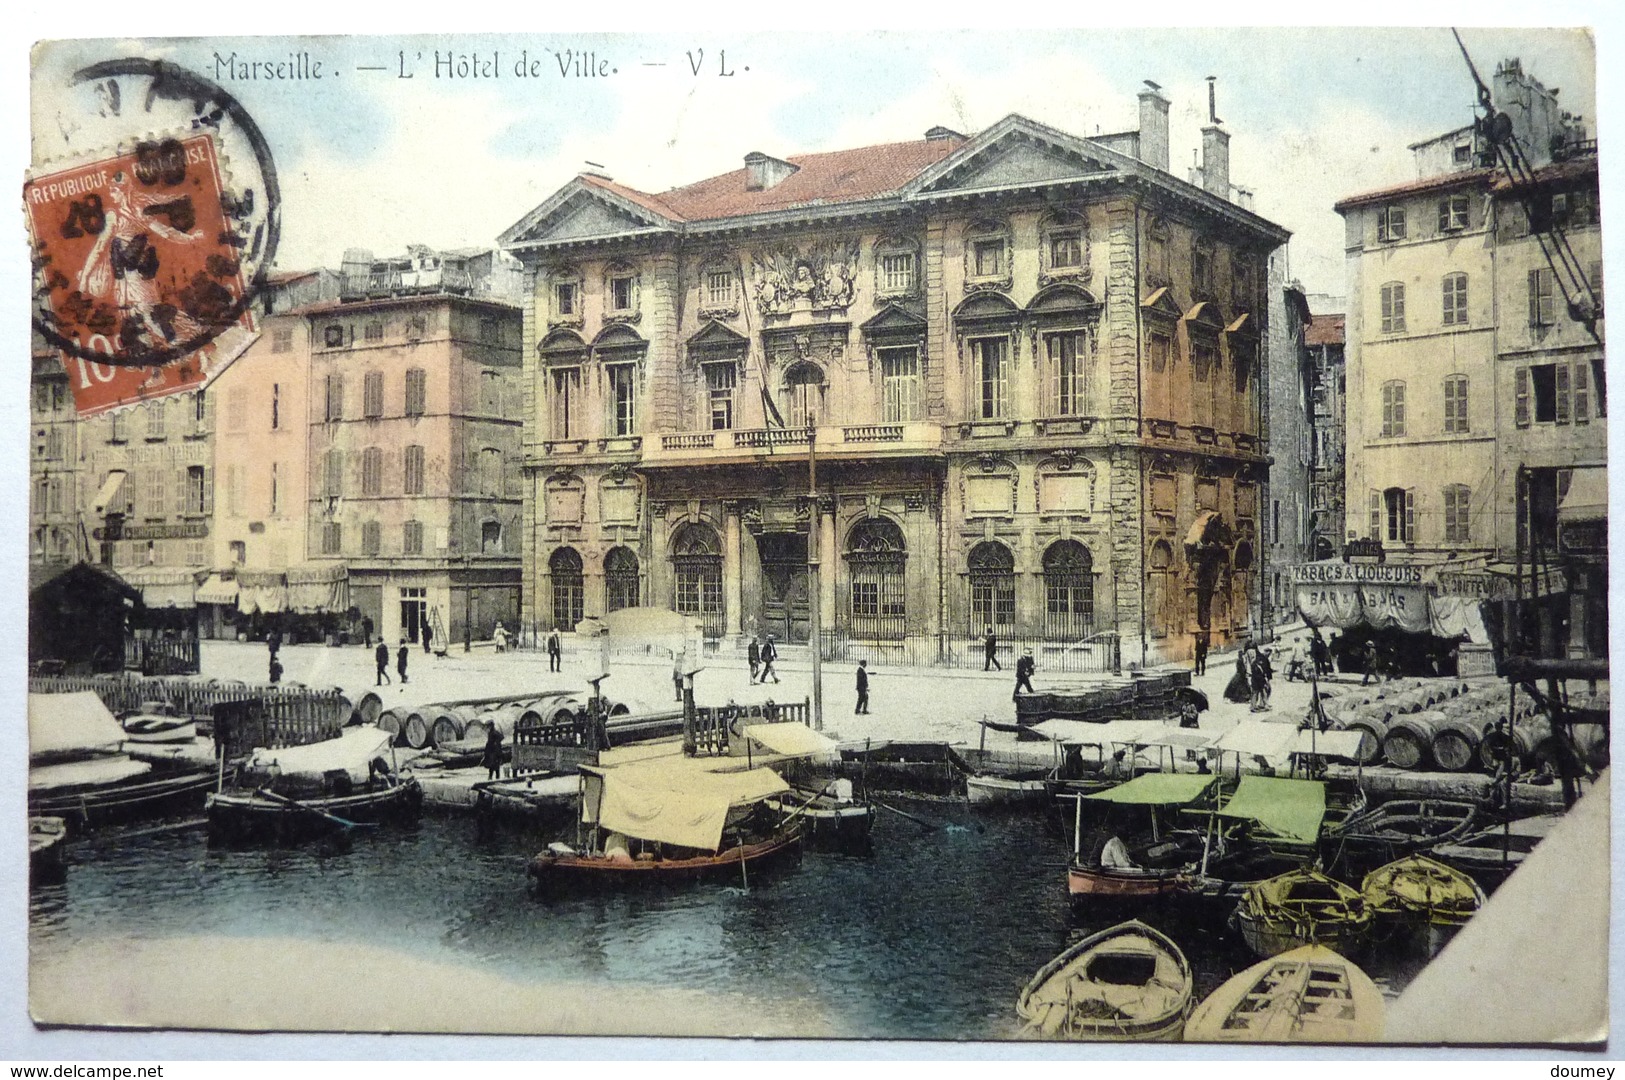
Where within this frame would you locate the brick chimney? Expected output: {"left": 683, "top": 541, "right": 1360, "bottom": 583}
{"left": 1202, "top": 125, "right": 1230, "bottom": 200}
{"left": 1137, "top": 82, "right": 1170, "bottom": 171}
{"left": 744, "top": 151, "right": 799, "bottom": 192}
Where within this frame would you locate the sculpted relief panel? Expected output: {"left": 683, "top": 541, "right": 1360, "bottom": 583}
{"left": 749, "top": 238, "right": 861, "bottom": 317}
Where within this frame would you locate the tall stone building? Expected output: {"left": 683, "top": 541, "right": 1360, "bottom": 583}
{"left": 502, "top": 91, "right": 1289, "bottom": 666}
{"left": 29, "top": 331, "right": 82, "bottom": 572}
{"left": 1334, "top": 59, "right": 1604, "bottom": 661}
{"left": 1263, "top": 263, "right": 1315, "bottom": 631}
{"left": 1304, "top": 305, "right": 1347, "bottom": 561}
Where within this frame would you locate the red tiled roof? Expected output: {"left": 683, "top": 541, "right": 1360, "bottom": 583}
{"left": 591, "top": 136, "right": 966, "bottom": 224}
{"left": 1492, "top": 154, "right": 1598, "bottom": 192}
{"left": 1306, "top": 314, "right": 1345, "bottom": 346}
{"left": 1334, "top": 168, "right": 1494, "bottom": 212}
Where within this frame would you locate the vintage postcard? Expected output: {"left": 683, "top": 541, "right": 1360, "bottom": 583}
{"left": 17, "top": 25, "right": 1611, "bottom": 1050}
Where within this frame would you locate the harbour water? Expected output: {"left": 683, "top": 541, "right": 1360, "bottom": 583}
{"left": 29, "top": 804, "right": 1434, "bottom": 1040}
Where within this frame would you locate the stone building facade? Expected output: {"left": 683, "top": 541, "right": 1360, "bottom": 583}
{"left": 29, "top": 332, "right": 82, "bottom": 572}
{"left": 1304, "top": 308, "right": 1347, "bottom": 561}
{"left": 503, "top": 94, "right": 1289, "bottom": 666}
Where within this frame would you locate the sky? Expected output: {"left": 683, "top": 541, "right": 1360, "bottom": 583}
{"left": 26, "top": 26, "right": 1602, "bottom": 302}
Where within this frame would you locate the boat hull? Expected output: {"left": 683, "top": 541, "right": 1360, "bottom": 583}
{"left": 1016, "top": 919, "right": 1194, "bottom": 1041}
{"left": 967, "top": 775, "right": 1050, "bottom": 807}
{"left": 1184, "top": 945, "right": 1385, "bottom": 1043}
{"left": 29, "top": 768, "right": 217, "bottom": 833}
{"left": 206, "top": 780, "right": 424, "bottom": 846}
{"left": 29, "top": 817, "right": 69, "bottom": 885}
{"left": 528, "top": 828, "right": 804, "bottom": 891}
{"left": 1068, "top": 864, "right": 1189, "bottom": 902}
{"left": 1234, "top": 907, "right": 1371, "bottom": 959}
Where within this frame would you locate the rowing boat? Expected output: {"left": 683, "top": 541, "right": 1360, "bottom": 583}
{"left": 1016, "top": 921, "right": 1193, "bottom": 1041}
{"left": 1184, "top": 945, "right": 1385, "bottom": 1043}
{"left": 1232, "top": 867, "right": 1372, "bottom": 959}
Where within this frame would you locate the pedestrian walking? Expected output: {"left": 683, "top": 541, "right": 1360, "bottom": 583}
{"left": 547, "top": 627, "right": 562, "bottom": 672}
{"left": 267, "top": 629, "right": 282, "bottom": 660}
{"left": 360, "top": 617, "right": 374, "bottom": 649}
{"left": 854, "top": 660, "right": 870, "bottom": 715}
{"left": 481, "top": 723, "right": 505, "bottom": 781}
{"left": 422, "top": 620, "right": 434, "bottom": 656}
{"left": 759, "top": 635, "right": 780, "bottom": 684}
{"left": 1310, "top": 627, "right": 1331, "bottom": 677}
{"left": 268, "top": 656, "right": 283, "bottom": 684}
{"left": 397, "top": 639, "right": 410, "bottom": 686}
{"left": 983, "top": 626, "right": 1002, "bottom": 671}
{"left": 494, "top": 622, "right": 508, "bottom": 653}
{"left": 1224, "top": 646, "right": 1252, "bottom": 703}
{"left": 374, "top": 641, "right": 391, "bottom": 686}
{"left": 1014, "top": 648, "right": 1036, "bottom": 697}
{"left": 1249, "top": 646, "right": 1272, "bottom": 712}
{"left": 747, "top": 637, "right": 761, "bottom": 683}
{"left": 1193, "top": 630, "right": 1209, "bottom": 676}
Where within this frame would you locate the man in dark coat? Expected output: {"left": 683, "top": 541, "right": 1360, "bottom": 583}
{"left": 759, "top": 635, "right": 780, "bottom": 684}
{"left": 374, "top": 640, "right": 391, "bottom": 686}
{"left": 422, "top": 620, "right": 434, "bottom": 656}
{"left": 1014, "top": 649, "right": 1036, "bottom": 697}
{"left": 748, "top": 637, "right": 761, "bottom": 683}
{"left": 481, "top": 724, "right": 504, "bottom": 780}
{"left": 546, "top": 627, "right": 562, "bottom": 672}
{"left": 983, "top": 626, "right": 1002, "bottom": 671}
{"left": 397, "top": 639, "right": 410, "bottom": 685}
{"left": 854, "top": 660, "right": 870, "bottom": 715}
{"left": 1193, "top": 630, "right": 1209, "bottom": 676}
{"left": 1310, "top": 627, "right": 1331, "bottom": 677}
{"left": 360, "top": 616, "right": 373, "bottom": 648}
{"left": 267, "top": 629, "right": 282, "bottom": 659}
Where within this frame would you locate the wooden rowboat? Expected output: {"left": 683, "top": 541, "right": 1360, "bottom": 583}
{"left": 1361, "top": 855, "right": 1485, "bottom": 927}
{"left": 206, "top": 778, "right": 423, "bottom": 845}
{"left": 1232, "top": 868, "right": 1372, "bottom": 959}
{"left": 1184, "top": 945, "right": 1384, "bottom": 1043}
{"left": 1017, "top": 920, "right": 1193, "bottom": 1041}
{"left": 29, "top": 816, "right": 69, "bottom": 883}
{"left": 528, "top": 825, "right": 803, "bottom": 889}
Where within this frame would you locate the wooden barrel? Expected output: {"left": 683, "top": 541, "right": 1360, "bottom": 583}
{"left": 403, "top": 710, "right": 433, "bottom": 749}
{"left": 356, "top": 692, "right": 384, "bottom": 727}
{"left": 483, "top": 706, "right": 523, "bottom": 738}
{"left": 463, "top": 717, "right": 492, "bottom": 745}
{"left": 1479, "top": 713, "right": 1551, "bottom": 770}
{"left": 1340, "top": 717, "right": 1388, "bottom": 765}
{"left": 1382, "top": 711, "right": 1445, "bottom": 770}
{"left": 429, "top": 710, "right": 465, "bottom": 748}
{"left": 377, "top": 709, "right": 403, "bottom": 742}
{"left": 1430, "top": 715, "right": 1486, "bottom": 773}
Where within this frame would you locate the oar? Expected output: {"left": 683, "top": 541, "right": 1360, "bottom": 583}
{"left": 872, "top": 798, "right": 941, "bottom": 831}
{"left": 254, "top": 787, "right": 375, "bottom": 830}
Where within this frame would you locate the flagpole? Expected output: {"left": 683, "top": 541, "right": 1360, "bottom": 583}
{"left": 808, "top": 413, "right": 823, "bottom": 732}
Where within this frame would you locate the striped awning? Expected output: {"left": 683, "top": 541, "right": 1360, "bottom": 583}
{"left": 120, "top": 565, "right": 197, "bottom": 609}
{"left": 195, "top": 574, "right": 239, "bottom": 606}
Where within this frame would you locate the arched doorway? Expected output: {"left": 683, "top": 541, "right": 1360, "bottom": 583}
{"left": 604, "top": 546, "right": 640, "bottom": 613}
{"left": 1042, "top": 539, "right": 1094, "bottom": 639}
{"left": 782, "top": 361, "right": 826, "bottom": 429}
{"left": 672, "top": 523, "right": 724, "bottom": 639}
{"left": 549, "top": 547, "right": 584, "bottom": 631}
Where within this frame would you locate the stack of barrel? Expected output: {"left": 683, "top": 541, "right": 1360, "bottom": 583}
{"left": 1321, "top": 677, "right": 1550, "bottom": 773}
{"left": 359, "top": 690, "right": 631, "bottom": 752}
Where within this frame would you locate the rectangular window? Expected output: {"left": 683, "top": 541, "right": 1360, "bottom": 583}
{"left": 226, "top": 390, "right": 246, "bottom": 433}
{"left": 1453, "top": 142, "right": 1473, "bottom": 164}
{"left": 271, "top": 384, "right": 280, "bottom": 430}
{"left": 1192, "top": 246, "right": 1213, "bottom": 296}
{"left": 271, "top": 327, "right": 293, "bottom": 353}
{"left": 363, "top": 371, "right": 384, "bottom": 418}
{"left": 555, "top": 282, "right": 576, "bottom": 316}
{"left": 1380, "top": 282, "right": 1406, "bottom": 333}
{"left": 1529, "top": 268, "right": 1555, "bottom": 326}
{"left": 407, "top": 313, "right": 428, "bottom": 338}
{"left": 1045, "top": 331, "right": 1087, "bottom": 417}
{"left": 361, "top": 521, "right": 381, "bottom": 556}
{"left": 1194, "top": 342, "right": 1217, "bottom": 384}
{"left": 187, "top": 465, "right": 208, "bottom": 514}
{"left": 1444, "top": 486, "right": 1471, "bottom": 543}
{"left": 1049, "top": 231, "right": 1082, "bottom": 269}
{"left": 145, "top": 402, "right": 166, "bottom": 440}
{"left": 704, "top": 363, "right": 736, "bottom": 431}
{"left": 1149, "top": 332, "right": 1171, "bottom": 373}
{"left": 363, "top": 320, "right": 384, "bottom": 342}
{"left": 404, "top": 368, "right": 427, "bottom": 416}
{"left": 1381, "top": 382, "right": 1406, "bottom": 437}
{"left": 1576, "top": 360, "right": 1593, "bottom": 422}
{"left": 223, "top": 464, "right": 238, "bottom": 517}
{"left": 325, "top": 374, "right": 344, "bottom": 421}
{"left": 1377, "top": 205, "right": 1407, "bottom": 241}
{"left": 1443, "top": 376, "right": 1469, "bottom": 433}
{"left": 403, "top": 520, "right": 423, "bottom": 555}
{"left": 1438, "top": 194, "right": 1469, "bottom": 232}
{"left": 610, "top": 275, "right": 634, "bottom": 311}
{"left": 972, "top": 338, "right": 1008, "bottom": 419}
{"left": 1442, "top": 273, "right": 1468, "bottom": 326}
{"left": 1385, "top": 487, "right": 1416, "bottom": 544}
{"left": 321, "top": 521, "right": 342, "bottom": 555}
{"left": 607, "top": 364, "right": 638, "bottom": 436}
{"left": 361, "top": 448, "right": 382, "bottom": 496}
{"left": 550, "top": 367, "right": 580, "bottom": 439}
{"left": 878, "top": 347, "right": 920, "bottom": 423}
{"left": 148, "top": 467, "right": 168, "bottom": 518}
{"left": 880, "top": 253, "right": 915, "bottom": 292}
{"left": 973, "top": 240, "right": 1004, "bottom": 277}
{"left": 269, "top": 462, "right": 278, "bottom": 515}
{"left": 110, "top": 411, "right": 128, "bottom": 442}
{"left": 1555, "top": 362, "right": 1571, "bottom": 424}
{"left": 705, "top": 271, "right": 733, "bottom": 306}
{"left": 403, "top": 445, "right": 425, "bottom": 495}
{"left": 1530, "top": 363, "right": 1558, "bottom": 423}
{"left": 324, "top": 450, "right": 344, "bottom": 497}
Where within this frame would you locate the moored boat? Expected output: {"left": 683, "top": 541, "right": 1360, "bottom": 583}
{"left": 766, "top": 778, "right": 875, "bottom": 849}
{"left": 206, "top": 726, "right": 421, "bottom": 845}
{"left": 966, "top": 773, "right": 1051, "bottom": 807}
{"left": 1066, "top": 773, "right": 1218, "bottom": 904}
{"left": 1016, "top": 920, "right": 1193, "bottom": 1041}
{"left": 1184, "top": 944, "right": 1385, "bottom": 1043}
{"left": 29, "top": 816, "right": 69, "bottom": 883}
{"left": 1232, "top": 867, "right": 1372, "bottom": 959}
{"left": 1361, "top": 855, "right": 1485, "bottom": 927}
{"left": 1427, "top": 814, "right": 1564, "bottom": 889}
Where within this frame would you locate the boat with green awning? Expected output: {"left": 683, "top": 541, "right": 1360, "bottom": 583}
{"left": 1066, "top": 773, "right": 1221, "bottom": 904}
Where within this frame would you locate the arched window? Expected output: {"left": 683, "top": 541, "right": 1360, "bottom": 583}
{"left": 1042, "top": 540, "right": 1094, "bottom": 639}
{"left": 605, "top": 546, "right": 640, "bottom": 613}
{"left": 549, "top": 547, "right": 584, "bottom": 631}
{"left": 845, "top": 519, "right": 907, "bottom": 640}
{"left": 672, "top": 523, "right": 724, "bottom": 638}
{"left": 967, "top": 541, "right": 1015, "bottom": 632}
{"left": 782, "top": 361, "right": 825, "bottom": 429}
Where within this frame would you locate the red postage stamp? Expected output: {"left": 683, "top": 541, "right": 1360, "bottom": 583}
{"left": 26, "top": 133, "right": 254, "bottom": 415}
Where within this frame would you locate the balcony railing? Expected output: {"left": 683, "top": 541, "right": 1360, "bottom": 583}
{"left": 841, "top": 424, "right": 904, "bottom": 443}
{"left": 661, "top": 432, "right": 716, "bottom": 451}
{"left": 733, "top": 427, "right": 810, "bottom": 448}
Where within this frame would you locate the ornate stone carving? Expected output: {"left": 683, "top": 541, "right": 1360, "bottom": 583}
{"left": 963, "top": 275, "right": 1014, "bottom": 296}
{"left": 648, "top": 500, "right": 668, "bottom": 518}
{"left": 602, "top": 310, "right": 642, "bottom": 326}
{"left": 903, "top": 492, "right": 927, "bottom": 512}
{"left": 749, "top": 238, "right": 860, "bottom": 316}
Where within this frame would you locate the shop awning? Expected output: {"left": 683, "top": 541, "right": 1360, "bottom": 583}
{"left": 1557, "top": 466, "right": 1608, "bottom": 525}
{"left": 287, "top": 562, "right": 349, "bottom": 613}
{"left": 235, "top": 569, "right": 287, "bottom": 615}
{"left": 1291, "top": 728, "right": 1367, "bottom": 762}
{"left": 91, "top": 471, "right": 127, "bottom": 515}
{"left": 120, "top": 565, "right": 198, "bottom": 609}
{"left": 195, "top": 574, "right": 239, "bottom": 606}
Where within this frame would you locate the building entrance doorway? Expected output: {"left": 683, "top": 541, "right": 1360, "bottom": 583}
{"left": 756, "top": 532, "right": 809, "bottom": 644}
{"left": 400, "top": 587, "right": 427, "bottom": 645}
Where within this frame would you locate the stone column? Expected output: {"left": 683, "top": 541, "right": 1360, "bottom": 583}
{"left": 818, "top": 496, "right": 837, "bottom": 629}
{"left": 723, "top": 500, "right": 743, "bottom": 639}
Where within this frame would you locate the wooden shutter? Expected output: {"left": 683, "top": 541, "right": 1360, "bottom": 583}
{"left": 1515, "top": 367, "right": 1531, "bottom": 427}
{"left": 1528, "top": 270, "right": 1541, "bottom": 326}
{"left": 1369, "top": 490, "right": 1381, "bottom": 540}
{"left": 1404, "top": 489, "right": 1416, "bottom": 543}
{"left": 1556, "top": 363, "right": 1571, "bottom": 424}
{"left": 1573, "top": 362, "right": 1589, "bottom": 423}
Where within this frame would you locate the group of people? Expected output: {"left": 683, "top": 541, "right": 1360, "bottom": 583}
{"left": 745, "top": 635, "right": 781, "bottom": 684}
{"left": 374, "top": 639, "right": 412, "bottom": 687}
{"left": 983, "top": 626, "right": 1038, "bottom": 699}
{"left": 1223, "top": 641, "right": 1275, "bottom": 712}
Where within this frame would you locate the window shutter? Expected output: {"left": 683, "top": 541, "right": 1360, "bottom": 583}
{"left": 1369, "top": 490, "right": 1381, "bottom": 540}
{"left": 202, "top": 466, "right": 213, "bottom": 514}
{"left": 1528, "top": 270, "right": 1540, "bottom": 326}
{"left": 1404, "top": 489, "right": 1416, "bottom": 543}
{"left": 1515, "top": 367, "right": 1531, "bottom": 427}
{"left": 1556, "top": 363, "right": 1571, "bottom": 424}
{"left": 1573, "top": 362, "right": 1589, "bottom": 423}
{"left": 174, "top": 468, "right": 188, "bottom": 515}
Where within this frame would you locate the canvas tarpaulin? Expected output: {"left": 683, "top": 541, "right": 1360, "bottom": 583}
{"left": 740, "top": 722, "right": 839, "bottom": 758}
{"left": 1291, "top": 729, "right": 1367, "bottom": 762}
{"left": 29, "top": 691, "right": 128, "bottom": 761}
{"left": 246, "top": 727, "right": 394, "bottom": 783}
{"left": 582, "top": 762, "right": 789, "bottom": 851}
{"left": 1293, "top": 560, "right": 1444, "bottom": 635}
{"left": 1216, "top": 776, "right": 1327, "bottom": 843}
{"left": 195, "top": 573, "right": 239, "bottom": 606}
{"left": 29, "top": 756, "right": 151, "bottom": 792}
{"left": 121, "top": 566, "right": 198, "bottom": 609}
{"left": 286, "top": 563, "right": 348, "bottom": 613}
{"left": 1084, "top": 772, "right": 1217, "bottom": 806}
{"left": 237, "top": 570, "right": 288, "bottom": 615}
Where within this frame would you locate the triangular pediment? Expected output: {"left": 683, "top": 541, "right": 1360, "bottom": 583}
{"left": 500, "top": 178, "right": 675, "bottom": 247}
{"left": 1225, "top": 312, "right": 1256, "bottom": 336}
{"left": 860, "top": 303, "right": 928, "bottom": 337}
{"left": 1141, "top": 287, "right": 1183, "bottom": 321}
{"left": 686, "top": 319, "right": 750, "bottom": 355}
{"left": 1185, "top": 301, "right": 1228, "bottom": 333}
{"left": 907, "top": 116, "right": 1124, "bottom": 199}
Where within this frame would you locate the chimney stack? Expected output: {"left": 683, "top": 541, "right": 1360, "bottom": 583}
{"left": 1201, "top": 125, "right": 1231, "bottom": 200}
{"left": 1137, "top": 81, "right": 1170, "bottom": 171}
{"left": 744, "top": 151, "right": 799, "bottom": 192}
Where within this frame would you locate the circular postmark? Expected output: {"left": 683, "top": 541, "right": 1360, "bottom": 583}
{"left": 27, "top": 57, "right": 280, "bottom": 370}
